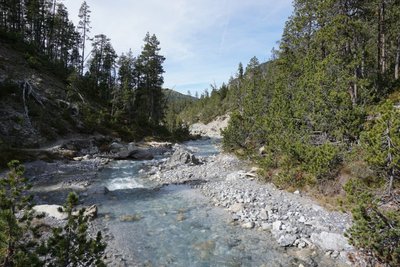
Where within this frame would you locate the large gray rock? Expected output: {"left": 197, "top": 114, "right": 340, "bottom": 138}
{"left": 129, "top": 149, "right": 154, "bottom": 160}
{"left": 167, "top": 147, "right": 200, "bottom": 166}
{"left": 310, "top": 232, "right": 351, "bottom": 251}
{"left": 109, "top": 142, "right": 125, "bottom": 153}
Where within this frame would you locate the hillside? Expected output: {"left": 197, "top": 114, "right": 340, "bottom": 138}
{"left": 0, "top": 40, "right": 85, "bottom": 149}
{"left": 0, "top": 39, "right": 195, "bottom": 165}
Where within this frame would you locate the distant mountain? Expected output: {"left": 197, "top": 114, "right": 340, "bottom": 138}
{"left": 162, "top": 88, "right": 197, "bottom": 104}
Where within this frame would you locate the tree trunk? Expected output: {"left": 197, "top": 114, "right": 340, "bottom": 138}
{"left": 378, "top": 0, "right": 386, "bottom": 74}
{"left": 395, "top": 36, "right": 400, "bottom": 80}
{"left": 386, "top": 123, "right": 393, "bottom": 195}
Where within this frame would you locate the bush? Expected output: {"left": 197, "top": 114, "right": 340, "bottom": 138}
{"left": 303, "top": 143, "right": 341, "bottom": 179}
{"left": 0, "top": 160, "right": 42, "bottom": 266}
{"left": 40, "top": 192, "right": 106, "bottom": 267}
{"left": 344, "top": 179, "right": 400, "bottom": 266}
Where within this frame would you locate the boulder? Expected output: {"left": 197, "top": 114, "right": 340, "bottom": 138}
{"left": 129, "top": 149, "right": 154, "bottom": 160}
{"left": 167, "top": 147, "right": 200, "bottom": 166}
{"left": 33, "top": 205, "right": 67, "bottom": 220}
{"left": 310, "top": 232, "right": 351, "bottom": 251}
{"left": 109, "top": 142, "right": 125, "bottom": 153}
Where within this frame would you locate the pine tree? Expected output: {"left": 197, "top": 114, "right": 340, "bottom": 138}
{"left": 41, "top": 192, "right": 106, "bottom": 267}
{"left": 78, "top": 1, "right": 91, "bottom": 75}
{"left": 88, "top": 34, "right": 118, "bottom": 100}
{"left": 0, "top": 161, "right": 42, "bottom": 266}
{"left": 361, "top": 99, "right": 400, "bottom": 194}
{"left": 133, "top": 32, "right": 165, "bottom": 126}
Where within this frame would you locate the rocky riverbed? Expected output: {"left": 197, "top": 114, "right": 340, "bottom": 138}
{"left": 20, "top": 136, "right": 361, "bottom": 266}
{"left": 145, "top": 141, "right": 356, "bottom": 265}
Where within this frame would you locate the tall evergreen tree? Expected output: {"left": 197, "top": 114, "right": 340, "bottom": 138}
{"left": 78, "top": 1, "right": 91, "bottom": 75}
{"left": 87, "top": 34, "right": 117, "bottom": 101}
{"left": 133, "top": 32, "right": 165, "bottom": 125}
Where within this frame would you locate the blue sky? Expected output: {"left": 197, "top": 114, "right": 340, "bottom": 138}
{"left": 64, "top": 0, "right": 293, "bottom": 95}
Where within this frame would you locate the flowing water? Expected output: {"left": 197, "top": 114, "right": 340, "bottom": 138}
{"left": 92, "top": 139, "right": 319, "bottom": 266}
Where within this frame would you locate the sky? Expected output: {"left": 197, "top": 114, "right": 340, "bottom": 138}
{"left": 64, "top": 0, "right": 293, "bottom": 95}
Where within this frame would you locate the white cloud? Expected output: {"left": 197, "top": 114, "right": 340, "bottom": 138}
{"left": 64, "top": 0, "right": 293, "bottom": 93}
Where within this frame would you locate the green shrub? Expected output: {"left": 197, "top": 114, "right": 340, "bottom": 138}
{"left": 40, "top": 192, "right": 106, "bottom": 267}
{"left": 344, "top": 179, "right": 400, "bottom": 266}
{"left": 303, "top": 143, "right": 341, "bottom": 179}
{"left": 0, "top": 160, "right": 42, "bottom": 266}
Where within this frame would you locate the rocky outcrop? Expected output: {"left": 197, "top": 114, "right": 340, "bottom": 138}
{"left": 190, "top": 115, "right": 230, "bottom": 138}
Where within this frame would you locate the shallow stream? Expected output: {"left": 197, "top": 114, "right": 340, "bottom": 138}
{"left": 91, "top": 139, "right": 322, "bottom": 266}
{"left": 29, "top": 138, "right": 343, "bottom": 266}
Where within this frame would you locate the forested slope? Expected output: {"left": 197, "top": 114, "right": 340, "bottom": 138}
{"left": 0, "top": 1, "right": 194, "bottom": 165}
{"left": 181, "top": 1, "right": 400, "bottom": 265}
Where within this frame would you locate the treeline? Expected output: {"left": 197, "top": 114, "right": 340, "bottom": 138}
{"left": 181, "top": 0, "right": 400, "bottom": 264}
{"left": 0, "top": 0, "right": 188, "bottom": 140}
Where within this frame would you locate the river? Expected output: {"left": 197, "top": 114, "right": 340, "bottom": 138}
{"left": 28, "top": 138, "right": 348, "bottom": 266}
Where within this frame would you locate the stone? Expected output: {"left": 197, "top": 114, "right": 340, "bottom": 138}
{"left": 167, "top": 147, "right": 200, "bottom": 166}
{"left": 259, "top": 209, "right": 268, "bottom": 220}
{"left": 310, "top": 232, "right": 351, "bottom": 251}
{"left": 109, "top": 142, "right": 125, "bottom": 152}
{"left": 277, "top": 234, "right": 297, "bottom": 247}
{"left": 298, "top": 216, "right": 306, "bottom": 223}
{"left": 33, "top": 205, "right": 67, "bottom": 220}
{"left": 115, "top": 149, "right": 130, "bottom": 159}
{"left": 331, "top": 251, "right": 339, "bottom": 258}
{"left": 120, "top": 214, "right": 142, "bottom": 222}
{"left": 129, "top": 149, "right": 154, "bottom": 160}
{"left": 176, "top": 213, "right": 186, "bottom": 222}
{"left": 259, "top": 146, "right": 266, "bottom": 155}
{"left": 242, "top": 222, "right": 255, "bottom": 229}
{"left": 294, "top": 190, "right": 300, "bottom": 195}
{"left": 272, "top": 220, "right": 283, "bottom": 231}
{"left": 230, "top": 203, "right": 244, "bottom": 213}
{"left": 226, "top": 172, "right": 240, "bottom": 181}
{"left": 261, "top": 223, "right": 271, "bottom": 231}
